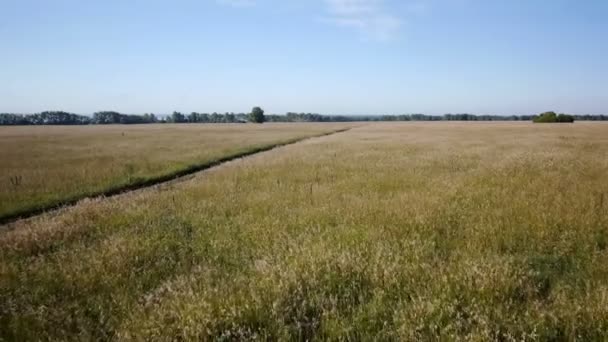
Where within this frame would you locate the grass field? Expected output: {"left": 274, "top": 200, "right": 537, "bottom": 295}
{"left": 0, "top": 123, "right": 351, "bottom": 220}
{"left": 2, "top": 122, "right": 608, "bottom": 340}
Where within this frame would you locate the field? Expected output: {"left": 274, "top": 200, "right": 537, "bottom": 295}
{"left": 0, "top": 123, "right": 351, "bottom": 221}
{"left": 2, "top": 122, "right": 608, "bottom": 340}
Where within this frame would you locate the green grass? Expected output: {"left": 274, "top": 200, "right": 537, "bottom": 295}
{"left": 2, "top": 122, "right": 608, "bottom": 340}
{"left": 0, "top": 123, "right": 351, "bottom": 221}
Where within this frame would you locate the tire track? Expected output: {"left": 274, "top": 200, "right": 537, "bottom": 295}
{"left": 0, "top": 127, "right": 355, "bottom": 227}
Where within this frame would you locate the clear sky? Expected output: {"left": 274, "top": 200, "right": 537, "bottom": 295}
{"left": 1, "top": 0, "right": 607, "bottom": 115}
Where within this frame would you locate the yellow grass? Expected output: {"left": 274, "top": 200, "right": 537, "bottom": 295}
{"left": 2, "top": 122, "right": 608, "bottom": 340}
{"left": 0, "top": 123, "right": 351, "bottom": 220}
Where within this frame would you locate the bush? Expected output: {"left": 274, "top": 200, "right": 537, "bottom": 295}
{"left": 556, "top": 114, "right": 575, "bottom": 123}
{"left": 533, "top": 111, "right": 574, "bottom": 123}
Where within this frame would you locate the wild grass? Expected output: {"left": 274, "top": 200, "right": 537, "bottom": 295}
{"left": 0, "top": 123, "right": 350, "bottom": 221}
{"left": 1, "top": 122, "right": 608, "bottom": 340}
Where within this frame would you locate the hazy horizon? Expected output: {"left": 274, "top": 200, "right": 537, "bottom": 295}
{"left": 2, "top": 0, "right": 607, "bottom": 115}
{"left": 2, "top": 111, "right": 605, "bottom": 117}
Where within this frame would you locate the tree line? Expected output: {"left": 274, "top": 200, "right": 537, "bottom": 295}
{"left": 1, "top": 110, "right": 606, "bottom": 125}
{"left": 0, "top": 111, "right": 250, "bottom": 125}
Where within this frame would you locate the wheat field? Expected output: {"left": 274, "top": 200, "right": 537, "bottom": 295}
{"left": 0, "top": 123, "right": 350, "bottom": 220}
{"left": 2, "top": 122, "right": 608, "bottom": 340}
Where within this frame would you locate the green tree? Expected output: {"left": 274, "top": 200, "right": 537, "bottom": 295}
{"left": 533, "top": 111, "right": 558, "bottom": 123}
{"left": 249, "top": 107, "right": 265, "bottom": 123}
{"left": 557, "top": 114, "right": 575, "bottom": 123}
{"left": 170, "top": 111, "right": 186, "bottom": 123}
{"left": 188, "top": 112, "right": 200, "bottom": 123}
{"left": 533, "top": 111, "right": 575, "bottom": 123}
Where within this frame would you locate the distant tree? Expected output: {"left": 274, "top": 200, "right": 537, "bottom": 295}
{"left": 93, "top": 111, "right": 122, "bottom": 124}
{"left": 533, "top": 111, "right": 575, "bottom": 123}
{"left": 141, "top": 113, "right": 157, "bottom": 123}
{"left": 556, "top": 114, "right": 575, "bottom": 123}
{"left": 188, "top": 112, "right": 200, "bottom": 123}
{"left": 249, "top": 107, "right": 265, "bottom": 123}
{"left": 170, "top": 111, "right": 186, "bottom": 123}
{"left": 210, "top": 112, "right": 221, "bottom": 123}
{"left": 0, "top": 113, "right": 28, "bottom": 125}
{"left": 533, "top": 111, "right": 557, "bottom": 123}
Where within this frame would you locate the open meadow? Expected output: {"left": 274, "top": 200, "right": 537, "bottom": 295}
{"left": 0, "top": 123, "right": 351, "bottom": 221}
{"left": 2, "top": 122, "right": 608, "bottom": 340}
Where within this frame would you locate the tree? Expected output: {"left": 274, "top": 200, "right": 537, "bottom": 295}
{"left": 144, "top": 113, "right": 158, "bottom": 123}
{"left": 93, "top": 111, "right": 122, "bottom": 124}
{"left": 533, "top": 111, "right": 558, "bottom": 123}
{"left": 210, "top": 112, "right": 221, "bottom": 123}
{"left": 170, "top": 111, "right": 186, "bottom": 123}
{"left": 557, "top": 114, "right": 575, "bottom": 123}
{"left": 249, "top": 107, "right": 265, "bottom": 123}
{"left": 532, "top": 111, "right": 574, "bottom": 123}
{"left": 188, "top": 112, "right": 200, "bottom": 123}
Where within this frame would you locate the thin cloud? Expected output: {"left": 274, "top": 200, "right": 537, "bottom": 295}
{"left": 215, "top": 0, "right": 421, "bottom": 42}
{"left": 323, "top": 0, "right": 403, "bottom": 41}
{"left": 216, "top": 0, "right": 256, "bottom": 8}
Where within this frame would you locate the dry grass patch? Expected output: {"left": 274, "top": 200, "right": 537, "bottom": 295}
{"left": 0, "top": 123, "right": 351, "bottom": 220}
{"left": 2, "top": 122, "right": 608, "bottom": 340}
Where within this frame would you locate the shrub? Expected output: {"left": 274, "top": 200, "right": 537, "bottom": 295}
{"left": 556, "top": 114, "right": 575, "bottom": 123}
{"left": 533, "top": 111, "right": 575, "bottom": 123}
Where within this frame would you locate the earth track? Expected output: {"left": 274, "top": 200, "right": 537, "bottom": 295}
{"left": 0, "top": 127, "right": 355, "bottom": 227}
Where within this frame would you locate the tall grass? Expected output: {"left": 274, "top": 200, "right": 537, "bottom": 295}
{"left": 1, "top": 122, "right": 608, "bottom": 340}
{"left": 0, "top": 123, "right": 351, "bottom": 221}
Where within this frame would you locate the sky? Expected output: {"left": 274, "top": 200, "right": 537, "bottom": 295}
{"left": 1, "top": 0, "right": 607, "bottom": 115}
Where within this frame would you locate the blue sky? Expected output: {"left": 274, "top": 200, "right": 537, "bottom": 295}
{"left": 1, "top": 0, "right": 607, "bottom": 115}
